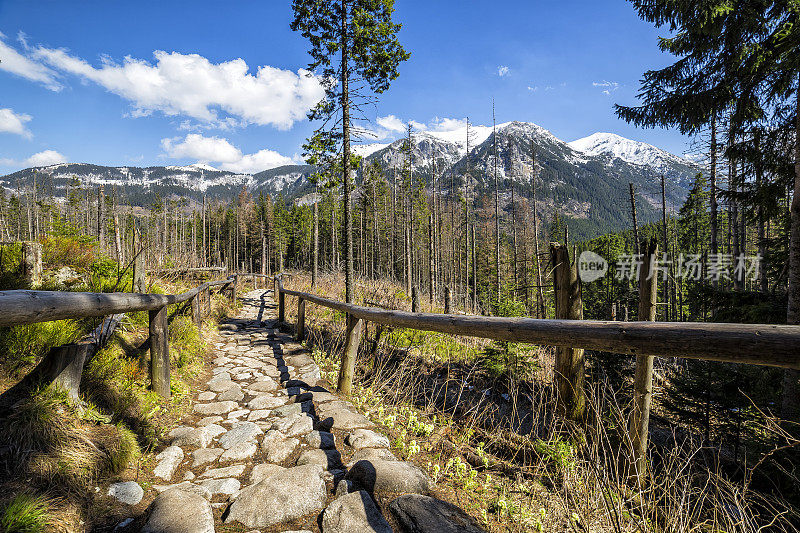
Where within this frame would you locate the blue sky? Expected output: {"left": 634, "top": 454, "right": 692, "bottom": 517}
{"left": 0, "top": 0, "right": 690, "bottom": 175}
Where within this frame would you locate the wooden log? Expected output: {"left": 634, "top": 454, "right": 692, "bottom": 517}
{"left": 551, "top": 242, "right": 585, "bottom": 420}
{"left": 337, "top": 314, "right": 363, "bottom": 396}
{"left": 444, "top": 286, "right": 451, "bottom": 314}
{"left": 149, "top": 305, "right": 170, "bottom": 398}
{"left": 297, "top": 297, "right": 306, "bottom": 341}
{"left": 191, "top": 293, "right": 203, "bottom": 332}
{"left": 629, "top": 239, "right": 658, "bottom": 484}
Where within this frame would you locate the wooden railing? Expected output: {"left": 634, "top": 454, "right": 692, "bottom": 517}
{"left": 273, "top": 269, "right": 800, "bottom": 482}
{"left": 0, "top": 274, "right": 240, "bottom": 399}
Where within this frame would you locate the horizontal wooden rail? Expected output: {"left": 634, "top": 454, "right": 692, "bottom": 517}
{"left": 0, "top": 277, "right": 234, "bottom": 327}
{"left": 276, "top": 279, "right": 800, "bottom": 370}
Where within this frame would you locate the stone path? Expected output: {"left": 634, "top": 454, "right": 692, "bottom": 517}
{"left": 128, "top": 288, "right": 484, "bottom": 533}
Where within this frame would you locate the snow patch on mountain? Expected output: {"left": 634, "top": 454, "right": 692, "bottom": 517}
{"left": 568, "top": 132, "right": 689, "bottom": 168}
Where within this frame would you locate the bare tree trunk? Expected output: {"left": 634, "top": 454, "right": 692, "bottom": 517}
{"left": 340, "top": 0, "right": 353, "bottom": 303}
{"left": 312, "top": 194, "right": 319, "bottom": 288}
{"left": 531, "top": 144, "right": 545, "bottom": 319}
{"left": 629, "top": 183, "right": 640, "bottom": 256}
{"left": 710, "top": 112, "right": 719, "bottom": 256}
{"left": 493, "top": 101, "right": 501, "bottom": 309}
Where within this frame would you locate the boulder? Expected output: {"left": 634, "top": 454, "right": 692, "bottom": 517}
{"left": 224, "top": 465, "right": 326, "bottom": 528}
{"left": 322, "top": 491, "right": 392, "bottom": 533}
{"left": 141, "top": 489, "right": 214, "bottom": 533}
{"left": 388, "top": 494, "right": 486, "bottom": 533}
{"left": 345, "top": 459, "right": 430, "bottom": 497}
{"left": 306, "top": 430, "right": 335, "bottom": 449}
{"left": 260, "top": 430, "right": 299, "bottom": 463}
{"left": 218, "top": 421, "right": 262, "bottom": 449}
{"left": 153, "top": 446, "right": 184, "bottom": 481}
{"left": 107, "top": 481, "right": 143, "bottom": 505}
{"left": 346, "top": 429, "right": 390, "bottom": 450}
{"left": 296, "top": 448, "right": 343, "bottom": 470}
{"left": 248, "top": 394, "right": 287, "bottom": 410}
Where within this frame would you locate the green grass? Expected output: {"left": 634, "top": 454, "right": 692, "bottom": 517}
{"left": 0, "top": 320, "right": 85, "bottom": 373}
{"left": 0, "top": 494, "right": 51, "bottom": 533}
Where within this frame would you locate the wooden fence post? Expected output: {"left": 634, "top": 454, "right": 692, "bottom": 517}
{"left": 203, "top": 286, "right": 211, "bottom": 316}
{"left": 551, "top": 243, "right": 585, "bottom": 421}
{"left": 628, "top": 238, "right": 658, "bottom": 484}
{"left": 230, "top": 274, "right": 238, "bottom": 303}
{"left": 444, "top": 286, "right": 451, "bottom": 314}
{"left": 278, "top": 282, "right": 286, "bottom": 323}
{"left": 337, "top": 314, "right": 363, "bottom": 396}
{"left": 191, "top": 292, "right": 203, "bottom": 332}
{"left": 149, "top": 305, "right": 170, "bottom": 398}
{"left": 296, "top": 297, "right": 306, "bottom": 341}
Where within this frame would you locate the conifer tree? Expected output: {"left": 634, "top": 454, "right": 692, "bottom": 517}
{"left": 291, "top": 0, "right": 409, "bottom": 303}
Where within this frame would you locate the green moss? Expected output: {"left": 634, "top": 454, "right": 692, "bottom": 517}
{"left": 0, "top": 494, "right": 51, "bottom": 533}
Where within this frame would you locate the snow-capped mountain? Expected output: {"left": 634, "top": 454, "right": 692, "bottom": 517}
{"left": 569, "top": 132, "right": 692, "bottom": 172}
{"left": 1, "top": 122, "right": 698, "bottom": 237}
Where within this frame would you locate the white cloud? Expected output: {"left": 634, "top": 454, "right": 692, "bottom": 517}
{"left": 376, "top": 114, "right": 406, "bottom": 133}
{"left": 0, "top": 108, "right": 33, "bottom": 139}
{"left": 593, "top": 80, "right": 619, "bottom": 95}
{"left": 497, "top": 65, "right": 510, "bottom": 77}
{"left": 527, "top": 85, "right": 538, "bottom": 92}
{"left": 0, "top": 32, "right": 62, "bottom": 90}
{"left": 26, "top": 150, "right": 67, "bottom": 166}
{"left": 160, "top": 133, "right": 294, "bottom": 174}
{"left": 1, "top": 149, "right": 68, "bottom": 168}
{"left": 29, "top": 46, "right": 324, "bottom": 129}
{"left": 408, "top": 120, "right": 427, "bottom": 131}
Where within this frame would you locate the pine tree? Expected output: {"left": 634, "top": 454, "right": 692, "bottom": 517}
{"left": 291, "top": 0, "right": 409, "bottom": 303}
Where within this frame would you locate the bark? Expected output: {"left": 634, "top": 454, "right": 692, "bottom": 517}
{"left": 710, "top": 112, "right": 719, "bottom": 256}
{"left": 312, "top": 194, "right": 319, "bottom": 288}
{"left": 341, "top": 0, "right": 353, "bottom": 303}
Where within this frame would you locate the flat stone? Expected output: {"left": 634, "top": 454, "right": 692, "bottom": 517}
{"left": 194, "top": 401, "right": 239, "bottom": 415}
{"left": 197, "top": 392, "right": 216, "bottom": 401}
{"left": 183, "top": 471, "right": 195, "bottom": 481}
{"left": 192, "top": 448, "right": 224, "bottom": 467}
{"left": 308, "top": 390, "right": 339, "bottom": 404}
{"left": 220, "top": 441, "right": 258, "bottom": 462}
{"left": 219, "top": 421, "right": 263, "bottom": 449}
{"left": 171, "top": 426, "right": 214, "bottom": 448}
{"left": 246, "top": 409, "right": 273, "bottom": 421}
{"left": 346, "top": 429, "right": 390, "bottom": 450}
{"left": 305, "top": 430, "right": 335, "bottom": 449}
{"left": 272, "top": 413, "right": 313, "bottom": 437}
{"left": 248, "top": 394, "right": 286, "bottom": 410}
{"left": 208, "top": 372, "right": 231, "bottom": 384}
{"left": 218, "top": 386, "right": 244, "bottom": 402}
{"left": 197, "top": 416, "right": 224, "bottom": 426}
{"left": 199, "top": 477, "right": 240, "bottom": 496}
{"left": 250, "top": 463, "right": 287, "bottom": 484}
{"left": 346, "top": 459, "right": 431, "bottom": 497}
{"left": 152, "top": 482, "right": 212, "bottom": 501}
{"left": 141, "top": 488, "right": 214, "bottom": 533}
{"left": 322, "top": 491, "right": 392, "bottom": 533}
{"left": 248, "top": 378, "right": 278, "bottom": 392}
{"left": 260, "top": 430, "right": 299, "bottom": 463}
{"left": 153, "top": 446, "right": 184, "bottom": 481}
{"left": 107, "top": 481, "right": 143, "bottom": 505}
{"left": 316, "top": 403, "right": 374, "bottom": 431}
{"left": 388, "top": 494, "right": 486, "bottom": 533}
{"left": 296, "top": 448, "right": 343, "bottom": 470}
{"left": 227, "top": 409, "right": 250, "bottom": 419}
{"left": 201, "top": 464, "right": 246, "bottom": 479}
{"left": 272, "top": 403, "right": 303, "bottom": 418}
{"left": 224, "top": 465, "right": 326, "bottom": 528}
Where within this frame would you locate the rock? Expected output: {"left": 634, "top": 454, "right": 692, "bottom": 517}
{"left": 246, "top": 409, "right": 273, "bottom": 421}
{"left": 197, "top": 392, "right": 216, "bottom": 401}
{"left": 388, "top": 494, "right": 486, "bottom": 533}
{"left": 199, "top": 477, "right": 241, "bottom": 496}
{"left": 296, "top": 448, "right": 343, "bottom": 470}
{"left": 305, "top": 430, "right": 335, "bottom": 449}
{"left": 346, "top": 429, "right": 390, "bottom": 450}
{"left": 224, "top": 465, "right": 326, "bottom": 528}
{"left": 218, "top": 386, "right": 245, "bottom": 402}
{"left": 152, "top": 482, "right": 212, "bottom": 501}
{"left": 248, "top": 378, "right": 278, "bottom": 392}
{"left": 107, "top": 481, "right": 143, "bottom": 505}
{"left": 141, "top": 489, "right": 214, "bottom": 533}
{"left": 197, "top": 416, "right": 224, "bottom": 426}
{"left": 208, "top": 372, "right": 231, "bottom": 384}
{"left": 271, "top": 403, "right": 303, "bottom": 418}
{"left": 227, "top": 409, "right": 249, "bottom": 419}
{"left": 220, "top": 441, "right": 257, "bottom": 461}
{"left": 219, "top": 422, "right": 262, "bottom": 449}
{"left": 209, "top": 379, "right": 237, "bottom": 393}
{"left": 183, "top": 471, "right": 195, "bottom": 481}
{"left": 272, "top": 413, "right": 313, "bottom": 437}
{"left": 345, "top": 459, "right": 430, "bottom": 497}
{"left": 316, "top": 403, "right": 374, "bottom": 431}
{"left": 322, "top": 491, "right": 393, "bottom": 533}
{"left": 194, "top": 401, "right": 239, "bottom": 415}
{"left": 249, "top": 463, "right": 287, "bottom": 484}
{"left": 171, "top": 427, "right": 214, "bottom": 448}
{"left": 346, "top": 447, "right": 397, "bottom": 467}
{"left": 260, "top": 430, "right": 299, "bottom": 463}
{"left": 248, "top": 394, "right": 286, "bottom": 410}
{"left": 308, "top": 390, "right": 340, "bottom": 404}
{"left": 201, "top": 464, "right": 246, "bottom": 479}
{"left": 153, "top": 446, "right": 184, "bottom": 481}
{"left": 335, "top": 479, "right": 355, "bottom": 497}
